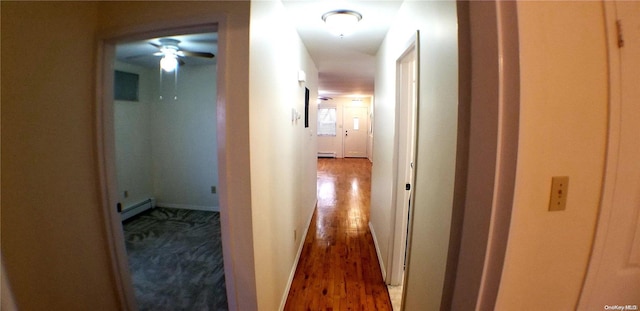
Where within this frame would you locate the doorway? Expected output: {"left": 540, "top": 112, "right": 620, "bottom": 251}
{"left": 98, "top": 24, "right": 228, "bottom": 310}
{"left": 317, "top": 98, "right": 372, "bottom": 159}
{"left": 387, "top": 34, "right": 419, "bottom": 309}
{"left": 113, "top": 32, "right": 225, "bottom": 310}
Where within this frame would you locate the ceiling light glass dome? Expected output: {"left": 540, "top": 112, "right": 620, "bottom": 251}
{"left": 322, "top": 10, "right": 362, "bottom": 37}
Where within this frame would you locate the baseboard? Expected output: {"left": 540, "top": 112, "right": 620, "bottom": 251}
{"left": 279, "top": 200, "right": 317, "bottom": 311}
{"left": 318, "top": 151, "right": 336, "bottom": 158}
{"left": 156, "top": 202, "right": 220, "bottom": 212}
{"left": 369, "top": 221, "right": 387, "bottom": 282}
{"left": 121, "top": 198, "right": 154, "bottom": 221}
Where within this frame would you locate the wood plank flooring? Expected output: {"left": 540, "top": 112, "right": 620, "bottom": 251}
{"left": 284, "top": 158, "right": 393, "bottom": 311}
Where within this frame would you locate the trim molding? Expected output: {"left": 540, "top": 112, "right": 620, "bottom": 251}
{"left": 476, "top": 1, "right": 520, "bottom": 308}
{"left": 449, "top": 1, "right": 521, "bottom": 309}
{"left": 388, "top": 31, "right": 419, "bottom": 287}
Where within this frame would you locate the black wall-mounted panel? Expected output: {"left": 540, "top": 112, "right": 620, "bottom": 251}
{"left": 114, "top": 70, "right": 139, "bottom": 101}
{"left": 304, "top": 87, "right": 310, "bottom": 128}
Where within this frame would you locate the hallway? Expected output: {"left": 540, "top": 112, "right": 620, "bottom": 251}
{"left": 284, "top": 158, "right": 392, "bottom": 310}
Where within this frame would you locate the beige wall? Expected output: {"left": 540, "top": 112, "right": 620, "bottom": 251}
{"left": 249, "top": 1, "right": 319, "bottom": 310}
{"left": 1, "top": 2, "right": 121, "bottom": 310}
{"left": 496, "top": 2, "right": 608, "bottom": 309}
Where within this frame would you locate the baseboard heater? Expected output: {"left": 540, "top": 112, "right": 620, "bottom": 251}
{"left": 120, "top": 198, "right": 155, "bottom": 221}
{"left": 318, "top": 152, "right": 336, "bottom": 158}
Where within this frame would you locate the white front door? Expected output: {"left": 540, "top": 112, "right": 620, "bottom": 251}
{"left": 579, "top": 1, "right": 640, "bottom": 308}
{"left": 343, "top": 106, "right": 368, "bottom": 158}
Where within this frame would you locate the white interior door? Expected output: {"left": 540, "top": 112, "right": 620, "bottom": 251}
{"left": 579, "top": 1, "right": 640, "bottom": 308}
{"left": 343, "top": 106, "right": 368, "bottom": 158}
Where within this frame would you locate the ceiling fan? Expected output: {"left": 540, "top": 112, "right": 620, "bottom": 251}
{"left": 130, "top": 38, "right": 215, "bottom": 72}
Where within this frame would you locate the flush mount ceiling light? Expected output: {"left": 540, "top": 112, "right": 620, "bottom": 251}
{"left": 322, "top": 10, "right": 362, "bottom": 38}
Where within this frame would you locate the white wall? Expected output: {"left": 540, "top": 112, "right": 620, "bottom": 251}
{"left": 371, "top": 1, "right": 459, "bottom": 310}
{"left": 151, "top": 65, "right": 219, "bottom": 210}
{"left": 114, "top": 61, "right": 155, "bottom": 209}
{"left": 495, "top": 2, "right": 608, "bottom": 309}
{"left": 317, "top": 96, "right": 371, "bottom": 158}
{"left": 114, "top": 63, "right": 218, "bottom": 211}
{"left": 249, "top": 1, "right": 319, "bottom": 309}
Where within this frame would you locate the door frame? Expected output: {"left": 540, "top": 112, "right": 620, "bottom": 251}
{"left": 95, "top": 20, "right": 234, "bottom": 310}
{"left": 578, "top": 0, "right": 635, "bottom": 306}
{"left": 387, "top": 32, "right": 419, "bottom": 286}
{"left": 445, "top": 1, "right": 521, "bottom": 309}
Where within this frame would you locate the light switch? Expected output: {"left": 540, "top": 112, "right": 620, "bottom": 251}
{"left": 549, "top": 176, "right": 569, "bottom": 211}
{"left": 298, "top": 70, "right": 306, "bottom": 82}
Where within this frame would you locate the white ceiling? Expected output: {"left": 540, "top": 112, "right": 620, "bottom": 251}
{"left": 115, "top": 1, "right": 403, "bottom": 98}
{"left": 283, "top": 0, "right": 403, "bottom": 98}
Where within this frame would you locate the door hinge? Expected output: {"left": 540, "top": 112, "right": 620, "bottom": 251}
{"left": 406, "top": 183, "right": 411, "bottom": 191}
{"left": 616, "top": 20, "right": 624, "bottom": 48}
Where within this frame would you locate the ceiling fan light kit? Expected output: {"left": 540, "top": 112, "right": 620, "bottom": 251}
{"left": 119, "top": 35, "right": 216, "bottom": 101}
{"left": 150, "top": 38, "right": 215, "bottom": 72}
{"left": 160, "top": 55, "right": 178, "bottom": 72}
{"left": 322, "top": 10, "right": 362, "bottom": 38}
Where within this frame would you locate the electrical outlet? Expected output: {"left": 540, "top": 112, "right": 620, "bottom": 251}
{"left": 124, "top": 190, "right": 129, "bottom": 198}
{"left": 211, "top": 186, "right": 216, "bottom": 194}
{"left": 549, "top": 176, "right": 569, "bottom": 211}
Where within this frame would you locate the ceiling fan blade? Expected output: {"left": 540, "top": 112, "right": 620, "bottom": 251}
{"left": 149, "top": 42, "right": 162, "bottom": 49}
{"left": 178, "top": 58, "right": 186, "bottom": 66}
{"left": 126, "top": 54, "right": 157, "bottom": 60}
{"left": 181, "top": 50, "right": 215, "bottom": 58}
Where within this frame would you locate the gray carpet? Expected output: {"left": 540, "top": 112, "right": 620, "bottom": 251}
{"left": 123, "top": 207, "right": 228, "bottom": 311}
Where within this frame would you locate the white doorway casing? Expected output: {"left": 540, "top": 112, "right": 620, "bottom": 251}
{"left": 387, "top": 32, "right": 418, "bottom": 287}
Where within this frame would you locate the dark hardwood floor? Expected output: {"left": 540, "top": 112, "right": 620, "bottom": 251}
{"left": 284, "top": 158, "right": 393, "bottom": 311}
